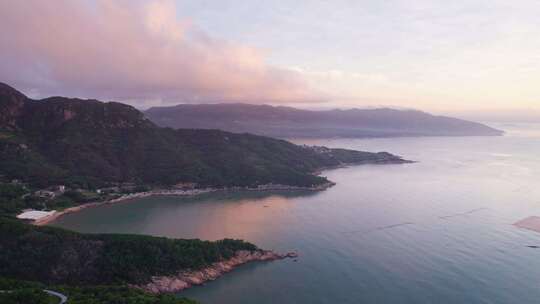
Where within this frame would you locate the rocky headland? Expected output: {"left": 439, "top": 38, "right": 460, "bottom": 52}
{"left": 138, "top": 250, "right": 298, "bottom": 294}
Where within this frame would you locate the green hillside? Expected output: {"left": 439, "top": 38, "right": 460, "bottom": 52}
{"left": 0, "top": 82, "right": 407, "bottom": 190}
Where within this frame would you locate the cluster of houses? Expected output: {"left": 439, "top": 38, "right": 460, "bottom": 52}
{"left": 33, "top": 183, "right": 136, "bottom": 199}
{"left": 34, "top": 185, "right": 66, "bottom": 199}
{"left": 3, "top": 179, "right": 68, "bottom": 200}
{"left": 6, "top": 176, "right": 201, "bottom": 202}
{"left": 303, "top": 144, "right": 334, "bottom": 155}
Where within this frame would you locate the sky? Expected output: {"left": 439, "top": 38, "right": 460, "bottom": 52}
{"left": 0, "top": 0, "right": 539, "bottom": 115}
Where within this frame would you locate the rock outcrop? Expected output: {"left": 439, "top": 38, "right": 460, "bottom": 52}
{"left": 139, "top": 250, "right": 298, "bottom": 294}
{"left": 0, "top": 83, "right": 26, "bottom": 130}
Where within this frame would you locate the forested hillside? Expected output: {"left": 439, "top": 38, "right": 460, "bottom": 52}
{"left": 0, "top": 82, "right": 407, "bottom": 190}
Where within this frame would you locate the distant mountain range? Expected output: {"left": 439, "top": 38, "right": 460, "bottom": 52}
{"left": 145, "top": 103, "right": 503, "bottom": 138}
{"left": 0, "top": 83, "right": 407, "bottom": 189}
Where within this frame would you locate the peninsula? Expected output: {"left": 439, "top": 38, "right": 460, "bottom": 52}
{"left": 0, "top": 217, "right": 289, "bottom": 300}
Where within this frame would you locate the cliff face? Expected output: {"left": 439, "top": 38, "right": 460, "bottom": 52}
{"left": 0, "top": 82, "right": 408, "bottom": 189}
{"left": 0, "top": 83, "right": 26, "bottom": 130}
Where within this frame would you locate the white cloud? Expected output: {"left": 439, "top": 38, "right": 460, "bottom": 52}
{"left": 0, "top": 0, "right": 321, "bottom": 106}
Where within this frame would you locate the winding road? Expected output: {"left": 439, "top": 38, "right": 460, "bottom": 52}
{"left": 1, "top": 289, "right": 68, "bottom": 304}
{"left": 44, "top": 289, "right": 68, "bottom": 304}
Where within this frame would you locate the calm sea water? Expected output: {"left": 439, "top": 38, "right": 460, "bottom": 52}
{"left": 52, "top": 123, "right": 540, "bottom": 304}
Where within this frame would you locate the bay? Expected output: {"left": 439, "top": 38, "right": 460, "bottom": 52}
{"left": 51, "top": 123, "right": 540, "bottom": 304}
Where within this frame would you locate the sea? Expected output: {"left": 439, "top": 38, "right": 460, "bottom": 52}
{"left": 51, "top": 123, "right": 540, "bottom": 304}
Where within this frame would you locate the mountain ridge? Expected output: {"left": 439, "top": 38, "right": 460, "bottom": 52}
{"left": 0, "top": 83, "right": 408, "bottom": 190}
{"left": 145, "top": 103, "right": 503, "bottom": 138}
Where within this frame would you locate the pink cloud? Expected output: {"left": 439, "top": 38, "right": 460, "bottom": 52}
{"left": 0, "top": 0, "right": 320, "bottom": 106}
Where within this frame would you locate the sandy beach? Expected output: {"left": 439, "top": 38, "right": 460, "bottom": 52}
{"left": 32, "top": 188, "right": 218, "bottom": 226}
{"left": 32, "top": 183, "right": 335, "bottom": 226}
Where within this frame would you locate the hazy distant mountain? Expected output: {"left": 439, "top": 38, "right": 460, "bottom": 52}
{"left": 145, "top": 103, "right": 503, "bottom": 138}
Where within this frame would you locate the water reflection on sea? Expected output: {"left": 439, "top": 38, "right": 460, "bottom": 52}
{"left": 52, "top": 123, "right": 540, "bottom": 304}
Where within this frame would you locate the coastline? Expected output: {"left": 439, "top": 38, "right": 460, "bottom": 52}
{"left": 312, "top": 157, "right": 414, "bottom": 175}
{"left": 33, "top": 182, "right": 336, "bottom": 226}
{"left": 137, "top": 250, "right": 299, "bottom": 294}
{"left": 30, "top": 154, "right": 412, "bottom": 227}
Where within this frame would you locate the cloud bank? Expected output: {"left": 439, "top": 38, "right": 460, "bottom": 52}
{"left": 0, "top": 0, "right": 319, "bottom": 106}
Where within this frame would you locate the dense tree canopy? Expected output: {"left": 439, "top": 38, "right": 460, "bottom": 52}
{"left": 0, "top": 218, "right": 257, "bottom": 285}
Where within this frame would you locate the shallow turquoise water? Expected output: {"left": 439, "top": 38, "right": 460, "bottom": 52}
{"left": 52, "top": 123, "right": 540, "bottom": 304}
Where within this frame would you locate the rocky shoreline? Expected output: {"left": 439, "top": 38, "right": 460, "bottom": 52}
{"left": 138, "top": 250, "right": 299, "bottom": 294}
{"left": 33, "top": 183, "right": 336, "bottom": 226}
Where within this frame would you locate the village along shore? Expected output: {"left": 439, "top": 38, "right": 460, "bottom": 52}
{"left": 25, "top": 182, "right": 336, "bottom": 226}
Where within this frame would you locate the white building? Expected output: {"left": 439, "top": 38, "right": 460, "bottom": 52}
{"left": 17, "top": 210, "right": 56, "bottom": 221}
